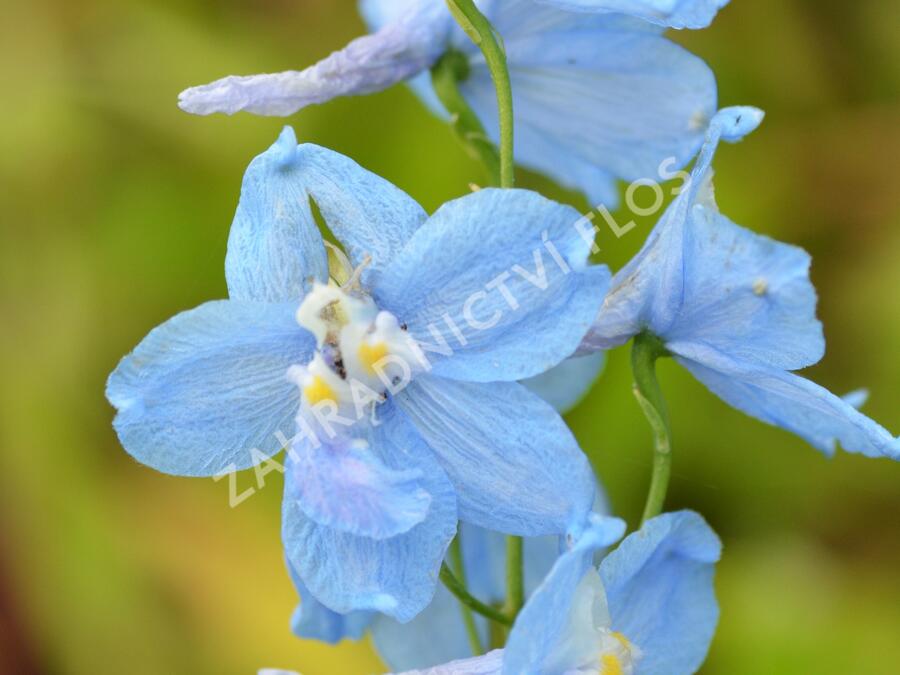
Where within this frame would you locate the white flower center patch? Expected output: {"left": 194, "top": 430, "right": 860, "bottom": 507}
{"left": 289, "top": 281, "right": 425, "bottom": 441}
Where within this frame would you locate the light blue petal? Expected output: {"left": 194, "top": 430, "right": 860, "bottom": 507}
{"left": 106, "top": 300, "right": 312, "bottom": 476}
{"left": 178, "top": 3, "right": 449, "bottom": 116}
{"left": 671, "top": 343, "right": 900, "bottom": 460}
{"left": 358, "top": 0, "right": 452, "bottom": 118}
{"left": 359, "top": 0, "right": 435, "bottom": 28}
{"left": 391, "top": 649, "right": 504, "bottom": 675}
{"left": 282, "top": 403, "right": 457, "bottom": 622}
{"left": 482, "top": 0, "right": 666, "bottom": 39}
{"left": 375, "top": 188, "right": 610, "bottom": 382}
{"left": 584, "top": 107, "right": 767, "bottom": 351}
{"left": 522, "top": 352, "right": 607, "bottom": 413}
{"left": 502, "top": 515, "right": 627, "bottom": 675}
{"left": 843, "top": 388, "right": 869, "bottom": 410}
{"left": 226, "top": 127, "right": 328, "bottom": 302}
{"left": 227, "top": 129, "right": 427, "bottom": 299}
{"left": 662, "top": 204, "right": 824, "bottom": 370}
{"left": 287, "top": 562, "right": 373, "bottom": 644}
{"left": 301, "top": 144, "right": 428, "bottom": 281}
{"left": 286, "top": 435, "right": 432, "bottom": 540}
{"left": 534, "top": 0, "right": 730, "bottom": 29}
{"left": 524, "top": 535, "right": 566, "bottom": 596}
{"left": 397, "top": 375, "right": 596, "bottom": 536}
{"left": 580, "top": 182, "right": 687, "bottom": 350}
{"left": 459, "top": 14, "right": 717, "bottom": 205}
{"left": 405, "top": 69, "right": 450, "bottom": 118}
{"left": 600, "top": 511, "right": 721, "bottom": 675}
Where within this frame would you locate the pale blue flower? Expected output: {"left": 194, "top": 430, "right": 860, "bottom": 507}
{"left": 581, "top": 106, "right": 900, "bottom": 461}
{"left": 107, "top": 126, "right": 610, "bottom": 621}
{"left": 394, "top": 511, "right": 716, "bottom": 675}
{"left": 179, "top": 0, "right": 725, "bottom": 205}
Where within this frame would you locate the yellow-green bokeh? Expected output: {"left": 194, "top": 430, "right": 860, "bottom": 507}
{"left": 0, "top": 1, "right": 897, "bottom": 673}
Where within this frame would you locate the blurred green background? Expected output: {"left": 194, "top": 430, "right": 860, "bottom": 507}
{"left": 1, "top": 1, "right": 898, "bottom": 673}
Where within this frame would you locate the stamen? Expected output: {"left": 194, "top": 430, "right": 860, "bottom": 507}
{"left": 600, "top": 653, "right": 623, "bottom": 675}
{"left": 358, "top": 341, "right": 390, "bottom": 375}
{"left": 342, "top": 253, "right": 372, "bottom": 292}
{"left": 611, "top": 632, "right": 632, "bottom": 651}
{"left": 303, "top": 375, "right": 336, "bottom": 406}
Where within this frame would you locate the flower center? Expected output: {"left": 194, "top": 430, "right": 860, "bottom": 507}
{"left": 289, "top": 281, "right": 424, "bottom": 437}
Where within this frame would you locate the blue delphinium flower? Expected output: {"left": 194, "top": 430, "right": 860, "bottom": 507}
{"left": 392, "top": 511, "right": 718, "bottom": 675}
{"left": 178, "top": 0, "right": 725, "bottom": 205}
{"left": 107, "top": 126, "right": 611, "bottom": 620}
{"left": 580, "top": 106, "right": 900, "bottom": 460}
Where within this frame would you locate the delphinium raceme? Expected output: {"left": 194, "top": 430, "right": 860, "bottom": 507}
{"left": 105, "top": 1, "right": 899, "bottom": 674}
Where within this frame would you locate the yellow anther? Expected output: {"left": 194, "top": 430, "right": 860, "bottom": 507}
{"left": 600, "top": 653, "right": 623, "bottom": 675}
{"left": 358, "top": 341, "right": 389, "bottom": 375}
{"left": 612, "top": 632, "right": 632, "bottom": 651}
{"left": 303, "top": 375, "right": 336, "bottom": 406}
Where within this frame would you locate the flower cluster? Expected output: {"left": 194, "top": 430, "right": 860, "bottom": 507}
{"left": 108, "top": 1, "right": 898, "bottom": 673}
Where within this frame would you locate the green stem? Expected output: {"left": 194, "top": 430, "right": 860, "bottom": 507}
{"left": 431, "top": 52, "right": 501, "bottom": 186}
{"left": 449, "top": 534, "right": 483, "bottom": 655}
{"left": 631, "top": 332, "right": 672, "bottom": 525}
{"left": 446, "top": 0, "right": 515, "bottom": 188}
{"left": 440, "top": 563, "right": 512, "bottom": 627}
{"left": 503, "top": 535, "right": 524, "bottom": 621}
